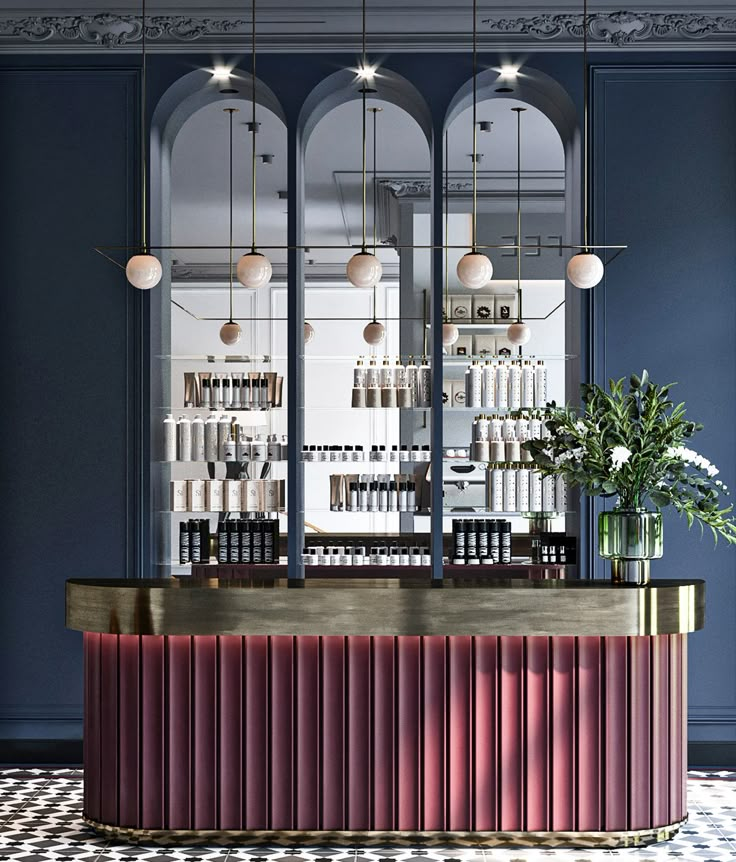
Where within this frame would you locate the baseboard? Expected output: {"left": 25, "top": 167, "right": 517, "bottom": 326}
{"left": 0, "top": 739, "right": 82, "bottom": 766}
{"left": 689, "top": 742, "right": 736, "bottom": 768}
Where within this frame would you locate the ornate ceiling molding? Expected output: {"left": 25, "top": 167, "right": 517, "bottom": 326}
{"left": 0, "top": 11, "right": 736, "bottom": 52}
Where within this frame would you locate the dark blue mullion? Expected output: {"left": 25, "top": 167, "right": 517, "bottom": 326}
{"left": 430, "top": 117, "right": 445, "bottom": 581}
{"left": 286, "top": 122, "right": 305, "bottom": 581}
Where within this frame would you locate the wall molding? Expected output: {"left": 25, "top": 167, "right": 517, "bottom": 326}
{"left": 1, "top": 11, "right": 736, "bottom": 52}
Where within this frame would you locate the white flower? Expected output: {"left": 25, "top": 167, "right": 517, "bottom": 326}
{"left": 574, "top": 420, "right": 587, "bottom": 435}
{"left": 707, "top": 464, "right": 719, "bottom": 478}
{"left": 667, "top": 445, "right": 720, "bottom": 478}
{"left": 609, "top": 445, "right": 632, "bottom": 471}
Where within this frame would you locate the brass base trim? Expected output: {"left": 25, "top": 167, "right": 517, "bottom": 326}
{"left": 83, "top": 816, "right": 687, "bottom": 849}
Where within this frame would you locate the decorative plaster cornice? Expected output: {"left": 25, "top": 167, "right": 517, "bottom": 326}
{"left": 1, "top": 11, "right": 736, "bottom": 52}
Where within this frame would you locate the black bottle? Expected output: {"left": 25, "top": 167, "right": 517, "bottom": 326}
{"left": 190, "top": 519, "right": 202, "bottom": 563}
{"left": 263, "top": 520, "right": 276, "bottom": 564}
{"left": 228, "top": 520, "right": 240, "bottom": 563}
{"left": 500, "top": 521, "right": 512, "bottom": 564}
{"left": 217, "top": 520, "right": 229, "bottom": 563}
{"left": 252, "top": 521, "right": 263, "bottom": 564}
{"left": 452, "top": 519, "right": 466, "bottom": 564}
{"left": 179, "top": 521, "right": 190, "bottom": 564}
{"left": 199, "top": 519, "right": 210, "bottom": 564}
{"left": 489, "top": 520, "right": 500, "bottom": 564}
{"left": 240, "top": 520, "right": 252, "bottom": 564}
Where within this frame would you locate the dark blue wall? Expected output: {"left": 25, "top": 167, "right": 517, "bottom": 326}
{"left": 592, "top": 66, "right": 736, "bottom": 742}
{"left": 0, "top": 51, "right": 734, "bottom": 753}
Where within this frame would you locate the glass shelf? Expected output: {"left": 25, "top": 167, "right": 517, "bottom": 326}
{"left": 442, "top": 509, "right": 567, "bottom": 517}
{"left": 301, "top": 406, "right": 431, "bottom": 411}
{"left": 442, "top": 406, "right": 550, "bottom": 413}
{"left": 161, "top": 460, "right": 287, "bottom": 465}
{"left": 442, "top": 354, "right": 576, "bottom": 362}
{"left": 161, "top": 509, "right": 286, "bottom": 515}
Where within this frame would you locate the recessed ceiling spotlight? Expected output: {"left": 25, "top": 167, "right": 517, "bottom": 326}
{"left": 213, "top": 65, "right": 232, "bottom": 81}
{"left": 500, "top": 63, "right": 520, "bottom": 79}
{"left": 356, "top": 64, "right": 377, "bottom": 81}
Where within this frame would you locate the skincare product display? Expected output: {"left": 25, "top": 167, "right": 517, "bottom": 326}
{"left": 302, "top": 543, "right": 431, "bottom": 567}
{"left": 484, "top": 467, "right": 567, "bottom": 514}
{"left": 214, "top": 517, "right": 280, "bottom": 565}
{"left": 163, "top": 414, "right": 287, "bottom": 462}
{"left": 460, "top": 358, "right": 548, "bottom": 410}
{"left": 183, "top": 371, "right": 284, "bottom": 410}
{"left": 468, "top": 412, "right": 548, "bottom": 463}
{"left": 171, "top": 478, "right": 285, "bottom": 513}
{"left": 447, "top": 294, "right": 518, "bottom": 324}
{"left": 351, "top": 355, "right": 431, "bottom": 408}
{"left": 178, "top": 518, "right": 212, "bottom": 565}
{"left": 329, "top": 474, "right": 419, "bottom": 513}
{"left": 530, "top": 532, "right": 573, "bottom": 566}
{"left": 302, "top": 444, "right": 431, "bottom": 463}
{"left": 450, "top": 518, "right": 512, "bottom": 565}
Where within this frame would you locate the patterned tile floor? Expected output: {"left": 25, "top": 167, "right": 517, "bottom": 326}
{"left": 1, "top": 770, "right": 736, "bottom": 862}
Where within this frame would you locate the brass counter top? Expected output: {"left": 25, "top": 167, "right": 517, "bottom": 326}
{"left": 66, "top": 577, "right": 704, "bottom": 637}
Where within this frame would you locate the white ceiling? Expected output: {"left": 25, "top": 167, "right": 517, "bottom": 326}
{"left": 170, "top": 92, "right": 563, "bottom": 271}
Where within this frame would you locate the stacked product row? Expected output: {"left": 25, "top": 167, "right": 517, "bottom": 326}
{"left": 330, "top": 474, "right": 419, "bottom": 513}
{"left": 450, "top": 518, "right": 513, "bottom": 565}
{"left": 302, "top": 444, "right": 431, "bottom": 463}
{"left": 484, "top": 467, "right": 567, "bottom": 514}
{"left": 446, "top": 293, "right": 518, "bottom": 325}
{"left": 530, "top": 532, "right": 572, "bottom": 565}
{"left": 171, "top": 478, "right": 285, "bottom": 513}
{"left": 464, "top": 359, "right": 548, "bottom": 410}
{"left": 303, "top": 544, "right": 431, "bottom": 567}
{"left": 469, "top": 412, "right": 548, "bottom": 462}
{"left": 352, "top": 356, "right": 431, "bottom": 408}
{"left": 163, "top": 414, "right": 287, "bottom": 462}
{"left": 183, "top": 371, "right": 284, "bottom": 410}
{"left": 215, "top": 518, "right": 280, "bottom": 565}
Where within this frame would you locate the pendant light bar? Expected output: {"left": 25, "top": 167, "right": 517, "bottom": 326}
{"left": 582, "top": 0, "right": 589, "bottom": 252}
{"left": 220, "top": 108, "right": 243, "bottom": 345}
{"left": 362, "top": 103, "right": 385, "bottom": 344}
{"left": 442, "top": 129, "right": 460, "bottom": 347}
{"left": 507, "top": 106, "right": 531, "bottom": 347}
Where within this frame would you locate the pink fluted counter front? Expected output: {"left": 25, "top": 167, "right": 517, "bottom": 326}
{"left": 66, "top": 577, "right": 704, "bottom": 848}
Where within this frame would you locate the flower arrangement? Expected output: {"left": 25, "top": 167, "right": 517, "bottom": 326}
{"left": 523, "top": 371, "right": 736, "bottom": 543}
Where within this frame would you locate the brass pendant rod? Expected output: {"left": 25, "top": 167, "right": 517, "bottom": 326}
{"left": 444, "top": 129, "right": 449, "bottom": 320}
{"left": 360, "top": 0, "right": 368, "bottom": 254}
{"left": 582, "top": 0, "right": 589, "bottom": 251}
{"left": 225, "top": 108, "right": 238, "bottom": 322}
{"left": 251, "top": 0, "right": 257, "bottom": 254}
{"left": 369, "top": 105, "right": 381, "bottom": 320}
{"left": 140, "top": 0, "right": 147, "bottom": 251}
{"left": 513, "top": 106, "right": 526, "bottom": 323}
{"left": 471, "top": 0, "right": 477, "bottom": 252}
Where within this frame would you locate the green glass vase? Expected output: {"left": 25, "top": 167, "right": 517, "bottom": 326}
{"left": 598, "top": 509, "right": 663, "bottom": 586}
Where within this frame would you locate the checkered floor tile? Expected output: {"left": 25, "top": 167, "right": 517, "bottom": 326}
{"left": 2, "top": 770, "right": 736, "bottom": 861}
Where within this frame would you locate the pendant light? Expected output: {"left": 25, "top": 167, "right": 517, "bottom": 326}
{"left": 363, "top": 106, "right": 386, "bottom": 345}
{"left": 126, "top": 0, "right": 163, "bottom": 289}
{"left": 220, "top": 108, "right": 243, "bottom": 346}
{"left": 347, "top": 0, "right": 383, "bottom": 289}
{"left": 236, "top": 0, "right": 273, "bottom": 289}
{"left": 456, "top": 0, "right": 493, "bottom": 290}
{"left": 507, "top": 107, "right": 531, "bottom": 347}
{"left": 567, "top": 0, "right": 604, "bottom": 289}
{"left": 442, "top": 130, "right": 460, "bottom": 348}
{"left": 304, "top": 321, "right": 315, "bottom": 343}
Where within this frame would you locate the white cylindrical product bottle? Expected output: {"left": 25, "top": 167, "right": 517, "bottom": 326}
{"left": 395, "top": 358, "right": 407, "bottom": 389}
{"left": 212, "top": 376, "right": 223, "bottom": 409}
{"left": 534, "top": 361, "right": 548, "bottom": 408}
{"left": 354, "top": 357, "right": 366, "bottom": 388}
{"left": 380, "top": 357, "right": 394, "bottom": 389}
{"left": 491, "top": 467, "right": 504, "bottom": 512}
{"left": 267, "top": 434, "right": 281, "bottom": 462}
{"left": 508, "top": 362, "right": 522, "bottom": 410}
{"left": 502, "top": 416, "right": 517, "bottom": 441}
{"left": 490, "top": 415, "right": 503, "bottom": 441}
{"left": 280, "top": 435, "right": 288, "bottom": 461}
{"left": 405, "top": 357, "right": 418, "bottom": 407}
{"left": 515, "top": 416, "right": 530, "bottom": 443}
{"left": 543, "top": 474, "right": 556, "bottom": 512}
{"left": 204, "top": 414, "right": 218, "bottom": 461}
{"left": 503, "top": 465, "right": 517, "bottom": 512}
{"left": 496, "top": 362, "right": 509, "bottom": 409}
{"left": 530, "top": 471, "right": 543, "bottom": 512}
{"left": 224, "top": 435, "right": 236, "bottom": 461}
{"left": 236, "top": 434, "right": 250, "bottom": 462}
{"left": 421, "top": 547, "right": 432, "bottom": 567}
{"left": 476, "top": 414, "right": 490, "bottom": 442}
{"left": 191, "top": 415, "right": 205, "bottom": 461}
{"left": 417, "top": 357, "right": 432, "bottom": 408}
{"left": 516, "top": 468, "right": 530, "bottom": 513}
{"left": 177, "top": 416, "right": 192, "bottom": 462}
{"left": 465, "top": 361, "right": 482, "bottom": 408}
{"left": 231, "top": 375, "right": 241, "bottom": 409}
{"left": 251, "top": 436, "right": 267, "bottom": 462}
{"left": 217, "top": 415, "right": 231, "bottom": 461}
{"left": 366, "top": 358, "right": 379, "bottom": 389}
{"left": 522, "top": 361, "right": 535, "bottom": 409}
{"left": 221, "top": 374, "right": 232, "bottom": 409}
{"left": 163, "top": 414, "right": 177, "bottom": 461}
{"left": 555, "top": 475, "right": 568, "bottom": 513}
{"left": 482, "top": 362, "right": 496, "bottom": 409}
{"left": 529, "top": 415, "right": 543, "bottom": 441}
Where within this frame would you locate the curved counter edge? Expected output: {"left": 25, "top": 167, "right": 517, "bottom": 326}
{"left": 66, "top": 577, "right": 705, "bottom": 637}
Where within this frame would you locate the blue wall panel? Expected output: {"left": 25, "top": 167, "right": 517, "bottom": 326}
{"left": 0, "top": 69, "right": 138, "bottom": 739}
{"left": 593, "top": 67, "right": 736, "bottom": 740}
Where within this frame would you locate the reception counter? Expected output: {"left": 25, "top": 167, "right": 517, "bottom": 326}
{"left": 66, "top": 577, "right": 704, "bottom": 848}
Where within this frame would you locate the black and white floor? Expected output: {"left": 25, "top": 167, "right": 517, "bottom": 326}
{"left": 1, "top": 770, "right": 736, "bottom": 861}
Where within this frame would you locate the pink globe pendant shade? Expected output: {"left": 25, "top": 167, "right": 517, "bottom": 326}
{"left": 219, "top": 320, "right": 242, "bottom": 346}
{"left": 347, "top": 251, "right": 383, "bottom": 288}
{"left": 507, "top": 321, "right": 531, "bottom": 346}
{"left": 456, "top": 251, "right": 493, "bottom": 290}
{"left": 237, "top": 252, "right": 273, "bottom": 289}
{"left": 363, "top": 320, "right": 386, "bottom": 345}
{"left": 126, "top": 254, "right": 163, "bottom": 290}
{"left": 567, "top": 252, "right": 604, "bottom": 289}
{"left": 442, "top": 322, "right": 460, "bottom": 347}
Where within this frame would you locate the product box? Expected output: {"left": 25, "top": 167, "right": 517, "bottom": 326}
{"left": 188, "top": 479, "right": 206, "bottom": 513}
{"left": 452, "top": 381, "right": 467, "bottom": 408}
{"left": 495, "top": 334, "right": 514, "bottom": 357}
{"left": 170, "top": 480, "right": 187, "bottom": 512}
{"left": 242, "top": 479, "right": 264, "bottom": 513}
{"left": 206, "top": 479, "right": 224, "bottom": 512}
{"left": 449, "top": 294, "right": 472, "bottom": 322}
{"left": 473, "top": 334, "right": 497, "bottom": 358}
{"left": 495, "top": 293, "right": 517, "bottom": 322}
{"left": 452, "top": 335, "right": 473, "bottom": 357}
{"left": 442, "top": 379, "right": 454, "bottom": 406}
{"left": 472, "top": 294, "right": 495, "bottom": 322}
{"left": 225, "top": 479, "right": 242, "bottom": 512}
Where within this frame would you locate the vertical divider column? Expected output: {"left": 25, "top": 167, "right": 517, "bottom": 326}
{"left": 287, "top": 121, "right": 305, "bottom": 581}
{"left": 430, "top": 116, "right": 445, "bottom": 581}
